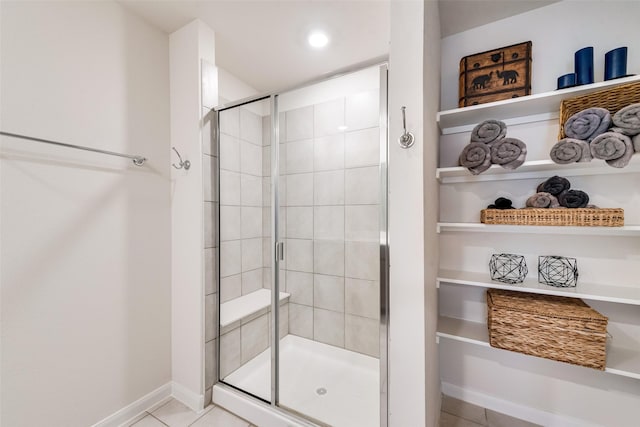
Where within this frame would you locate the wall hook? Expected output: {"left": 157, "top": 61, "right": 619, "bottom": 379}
{"left": 172, "top": 147, "right": 191, "bottom": 170}
{"left": 398, "top": 106, "right": 415, "bottom": 149}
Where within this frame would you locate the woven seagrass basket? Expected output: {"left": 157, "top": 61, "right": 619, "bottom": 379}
{"left": 559, "top": 80, "right": 640, "bottom": 139}
{"left": 487, "top": 289, "right": 608, "bottom": 370}
{"left": 480, "top": 208, "right": 624, "bottom": 227}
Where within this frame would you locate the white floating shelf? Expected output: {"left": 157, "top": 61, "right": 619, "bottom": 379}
{"left": 437, "top": 316, "right": 490, "bottom": 347}
{"left": 437, "top": 269, "right": 640, "bottom": 306}
{"left": 437, "top": 316, "right": 640, "bottom": 380}
{"left": 604, "top": 347, "right": 640, "bottom": 380}
{"left": 437, "top": 222, "right": 640, "bottom": 236}
{"left": 437, "top": 158, "right": 640, "bottom": 183}
{"left": 437, "top": 75, "right": 640, "bottom": 135}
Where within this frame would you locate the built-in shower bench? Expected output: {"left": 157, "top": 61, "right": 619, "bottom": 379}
{"left": 220, "top": 289, "right": 290, "bottom": 334}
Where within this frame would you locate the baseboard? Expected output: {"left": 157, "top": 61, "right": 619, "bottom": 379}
{"left": 91, "top": 383, "right": 172, "bottom": 427}
{"left": 171, "top": 381, "right": 205, "bottom": 412}
{"left": 441, "top": 382, "right": 598, "bottom": 427}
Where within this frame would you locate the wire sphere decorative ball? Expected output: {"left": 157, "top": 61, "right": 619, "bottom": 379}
{"left": 538, "top": 255, "right": 578, "bottom": 288}
{"left": 489, "top": 253, "right": 528, "bottom": 284}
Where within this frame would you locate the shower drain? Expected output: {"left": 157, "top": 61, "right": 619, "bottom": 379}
{"left": 316, "top": 387, "right": 327, "bottom": 396}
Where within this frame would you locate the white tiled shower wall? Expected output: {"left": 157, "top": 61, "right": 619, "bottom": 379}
{"left": 218, "top": 99, "right": 288, "bottom": 379}
{"left": 219, "top": 104, "right": 266, "bottom": 299}
{"left": 276, "top": 90, "right": 382, "bottom": 358}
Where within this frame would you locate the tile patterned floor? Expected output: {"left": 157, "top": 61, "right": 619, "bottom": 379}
{"left": 129, "top": 398, "right": 256, "bottom": 427}
{"left": 439, "top": 395, "right": 541, "bottom": 427}
{"left": 131, "top": 394, "right": 539, "bottom": 427}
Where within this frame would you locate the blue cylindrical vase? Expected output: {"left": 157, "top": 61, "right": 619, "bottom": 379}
{"left": 557, "top": 73, "right": 576, "bottom": 90}
{"left": 575, "top": 46, "right": 594, "bottom": 85}
{"left": 605, "top": 47, "right": 628, "bottom": 80}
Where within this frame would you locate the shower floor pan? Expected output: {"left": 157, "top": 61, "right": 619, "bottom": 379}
{"left": 224, "top": 334, "right": 379, "bottom": 427}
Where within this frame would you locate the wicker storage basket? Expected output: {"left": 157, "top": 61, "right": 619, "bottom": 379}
{"left": 480, "top": 208, "right": 624, "bottom": 227}
{"left": 559, "top": 81, "right": 640, "bottom": 138}
{"left": 487, "top": 289, "right": 608, "bottom": 370}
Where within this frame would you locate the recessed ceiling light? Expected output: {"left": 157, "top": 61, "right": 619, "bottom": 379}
{"left": 308, "top": 31, "right": 329, "bottom": 49}
{"left": 338, "top": 125, "right": 348, "bottom": 131}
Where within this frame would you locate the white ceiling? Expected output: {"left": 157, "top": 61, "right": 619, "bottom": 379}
{"left": 119, "top": 0, "right": 391, "bottom": 92}
{"left": 119, "top": 0, "right": 559, "bottom": 93}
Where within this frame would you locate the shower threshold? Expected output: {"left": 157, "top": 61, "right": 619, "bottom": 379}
{"left": 223, "top": 334, "right": 380, "bottom": 427}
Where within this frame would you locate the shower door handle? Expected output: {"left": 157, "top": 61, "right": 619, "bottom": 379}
{"left": 275, "top": 241, "right": 285, "bottom": 262}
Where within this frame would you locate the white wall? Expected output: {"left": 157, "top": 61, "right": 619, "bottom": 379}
{"left": 388, "top": 0, "right": 441, "bottom": 425}
{"left": 218, "top": 67, "right": 260, "bottom": 105}
{"left": 169, "top": 19, "right": 217, "bottom": 410}
{"left": 0, "top": 1, "right": 171, "bottom": 426}
{"left": 422, "top": 2, "right": 441, "bottom": 426}
{"left": 440, "top": 0, "right": 640, "bottom": 110}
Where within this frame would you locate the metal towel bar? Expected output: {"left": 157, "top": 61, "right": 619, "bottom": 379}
{"left": 0, "top": 131, "right": 147, "bottom": 166}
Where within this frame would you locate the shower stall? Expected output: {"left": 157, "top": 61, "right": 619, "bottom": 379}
{"left": 213, "top": 64, "right": 388, "bottom": 427}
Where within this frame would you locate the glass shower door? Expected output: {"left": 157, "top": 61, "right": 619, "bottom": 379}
{"left": 216, "top": 64, "right": 388, "bottom": 427}
{"left": 275, "top": 65, "right": 386, "bottom": 427}
{"left": 217, "top": 96, "right": 273, "bottom": 402}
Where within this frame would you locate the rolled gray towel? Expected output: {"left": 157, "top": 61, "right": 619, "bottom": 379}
{"left": 526, "top": 192, "right": 560, "bottom": 208}
{"left": 590, "top": 132, "right": 634, "bottom": 168}
{"left": 470, "top": 120, "right": 507, "bottom": 145}
{"left": 634, "top": 134, "right": 640, "bottom": 153}
{"left": 537, "top": 176, "right": 570, "bottom": 196}
{"left": 490, "top": 137, "right": 527, "bottom": 169}
{"left": 550, "top": 138, "right": 592, "bottom": 164}
{"left": 607, "top": 136, "right": 634, "bottom": 168}
{"left": 564, "top": 107, "right": 611, "bottom": 141}
{"left": 610, "top": 126, "right": 640, "bottom": 136}
{"left": 612, "top": 103, "right": 640, "bottom": 133}
{"left": 558, "top": 189, "right": 589, "bottom": 208}
{"left": 459, "top": 142, "right": 492, "bottom": 175}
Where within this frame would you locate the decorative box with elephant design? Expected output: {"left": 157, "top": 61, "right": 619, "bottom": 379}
{"left": 458, "top": 41, "right": 532, "bottom": 107}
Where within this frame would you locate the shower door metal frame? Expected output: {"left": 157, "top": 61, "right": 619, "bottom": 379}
{"left": 214, "top": 61, "right": 390, "bottom": 427}
{"left": 378, "top": 63, "right": 389, "bottom": 427}
{"left": 213, "top": 94, "right": 273, "bottom": 406}
{"left": 270, "top": 93, "right": 281, "bottom": 407}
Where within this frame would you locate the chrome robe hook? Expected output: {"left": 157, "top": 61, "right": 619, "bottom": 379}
{"left": 172, "top": 147, "right": 191, "bottom": 170}
{"left": 398, "top": 106, "right": 415, "bottom": 149}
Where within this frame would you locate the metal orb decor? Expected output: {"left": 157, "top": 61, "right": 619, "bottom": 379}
{"left": 538, "top": 255, "right": 578, "bottom": 288}
{"left": 489, "top": 253, "right": 528, "bottom": 284}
